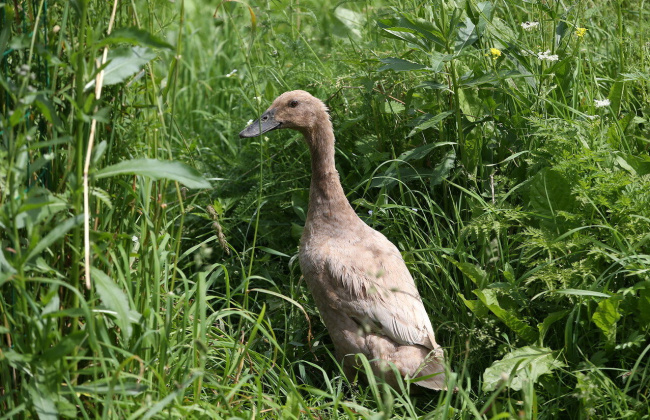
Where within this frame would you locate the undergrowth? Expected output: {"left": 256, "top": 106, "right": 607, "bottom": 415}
{"left": 1, "top": 0, "right": 649, "bottom": 418}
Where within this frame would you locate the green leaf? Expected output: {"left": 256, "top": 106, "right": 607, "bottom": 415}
{"left": 526, "top": 169, "right": 577, "bottom": 226}
{"left": 92, "top": 268, "right": 137, "bottom": 342}
{"left": 552, "top": 289, "right": 611, "bottom": 298}
{"left": 383, "top": 100, "right": 405, "bottom": 113}
{"left": 430, "top": 150, "right": 456, "bottom": 187}
{"left": 27, "top": 381, "right": 57, "bottom": 420}
{"left": 16, "top": 187, "right": 68, "bottom": 229}
{"left": 475, "top": 1, "right": 495, "bottom": 35}
{"left": 538, "top": 310, "right": 570, "bottom": 343}
{"left": 615, "top": 153, "right": 650, "bottom": 176}
{"left": 96, "top": 27, "right": 174, "bottom": 49}
{"left": 85, "top": 46, "right": 156, "bottom": 91}
{"left": 608, "top": 79, "right": 624, "bottom": 116}
{"left": 333, "top": 7, "right": 365, "bottom": 40}
{"left": 458, "top": 293, "right": 489, "bottom": 317}
{"left": 637, "top": 288, "right": 650, "bottom": 329}
{"left": 396, "top": 141, "right": 455, "bottom": 161}
{"left": 96, "top": 158, "right": 211, "bottom": 189}
{"left": 592, "top": 296, "right": 622, "bottom": 348}
{"left": 455, "top": 17, "right": 478, "bottom": 52}
{"left": 0, "top": 246, "right": 16, "bottom": 274}
{"left": 475, "top": 289, "right": 539, "bottom": 342}
{"left": 458, "top": 87, "right": 482, "bottom": 122}
{"left": 26, "top": 215, "right": 83, "bottom": 263}
{"left": 446, "top": 256, "right": 487, "bottom": 287}
{"left": 377, "top": 15, "right": 445, "bottom": 51}
{"left": 482, "top": 346, "right": 565, "bottom": 391}
{"left": 378, "top": 57, "right": 427, "bottom": 72}
{"left": 407, "top": 111, "right": 454, "bottom": 137}
{"left": 74, "top": 380, "right": 146, "bottom": 396}
{"left": 34, "top": 94, "right": 63, "bottom": 128}
{"left": 41, "top": 332, "right": 85, "bottom": 364}
{"left": 257, "top": 246, "right": 290, "bottom": 258}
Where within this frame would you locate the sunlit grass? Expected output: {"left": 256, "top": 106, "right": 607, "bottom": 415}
{"left": 1, "top": 0, "right": 649, "bottom": 418}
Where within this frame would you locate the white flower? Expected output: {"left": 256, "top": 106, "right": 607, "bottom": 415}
{"left": 594, "top": 99, "right": 611, "bottom": 108}
{"left": 253, "top": 96, "right": 261, "bottom": 103}
{"left": 586, "top": 114, "right": 599, "bottom": 120}
{"left": 521, "top": 21, "right": 540, "bottom": 30}
{"left": 411, "top": 208, "right": 418, "bottom": 212}
{"left": 132, "top": 236, "right": 139, "bottom": 243}
{"left": 368, "top": 210, "right": 373, "bottom": 216}
{"left": 246, "top": 119, "right": 254, "bottom": 125}
{"left": 537, "top": 50, "right": 559, "bottom": 61}
{"left": 225, "top": 69, "right": 238, "bottom": 78}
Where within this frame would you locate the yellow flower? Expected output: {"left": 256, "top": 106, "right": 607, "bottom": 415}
{"left": 575, "top": 27, "right": 587, "bottom": 38}
{"left": 489, "top": 48, "right": 502, "bottom": 59}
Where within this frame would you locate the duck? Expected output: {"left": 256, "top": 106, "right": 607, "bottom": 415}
{"left": 240, "top": 90, "right": 447, "bottom": 391}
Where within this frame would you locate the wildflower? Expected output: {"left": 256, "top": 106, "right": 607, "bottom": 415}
{"left": 225, "top": 69, "right": 238, "bottom": 78}
{"left": 246, "top": 119, "right": 254, "bottom": 125}
{"left": 537, "top": 50, "right": 559, "bottom": 61}
{"left": 132, "top": 236, "right": 139, "bottom": 243}
{"left": 594, "top": 99, "right": 610, "bottom": 108}
{"left": 488, "top": 47, "right": 502, "bottom": 59}
{"left": 368, "top": 210, "right": 373, "bottom": 216}
{"left": 521, "top": 21, "right": 540, "bottom": 31}
{"left": 253, "top": 96, "right": 261, "bottom": 103}
{"left": 575, "top": 27, "right": 587, "bottom": 38}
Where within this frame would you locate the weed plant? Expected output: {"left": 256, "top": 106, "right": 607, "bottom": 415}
{"left": 1, "top": 0, "right": 649, "bottom": 418}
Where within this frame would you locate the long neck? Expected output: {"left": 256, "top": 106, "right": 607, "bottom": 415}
{"left": 304, "top": 121, "right": 356, "bottom": 223}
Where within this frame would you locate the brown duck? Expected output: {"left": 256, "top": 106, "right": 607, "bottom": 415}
{"left": 240, "top": 90, "right": 447, "bottom": 390}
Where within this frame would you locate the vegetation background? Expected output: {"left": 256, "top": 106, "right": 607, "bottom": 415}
{"left": 1, "top": 0, "right": 649, "bottom": 418}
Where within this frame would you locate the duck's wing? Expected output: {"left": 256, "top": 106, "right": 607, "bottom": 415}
{"left": 323, "top": 227, "right": 440, "bottom": 350}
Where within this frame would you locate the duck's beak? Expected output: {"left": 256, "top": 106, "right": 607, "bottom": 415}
{"left": 239, "top": 109, "right": 282, "bottom": 138}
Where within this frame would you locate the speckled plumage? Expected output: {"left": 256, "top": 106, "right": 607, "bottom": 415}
{"left": 240, "top": 90, "right": 447, "bottom": 390}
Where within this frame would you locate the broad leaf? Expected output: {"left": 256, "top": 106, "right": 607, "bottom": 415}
{"left": 526, "top": 169, "right": 577, "bottom": 228}
{"left": 538, "top": 310, "right": 570, "bottom": 343}
{"left": 639, "top": 286, "right": 650, "bottom": 328}
{"left": 333, "top": 7, "right": 365, "bottom": 40}
{"left": 41, "top": 331, "right": 85, "bottom": 364}
{"left": 0, "top": 246, "right": 16, "bottom": 274}
{"left": 85, "top": 46, "right": 156, "bottom": 91}
{"left": 483, "top": 346, "right": 565, "bottom": 391}
{"left": 26, "top": 215, "right": 83, "bottom": 263}
{"left": 96, "top": 158, "right": 211, "bottom": 189}
{"left": 96, "top": 27, "right": 174, "bottom": 49}
{"left": 608, "top": 80, "right": 624, "bottom": 115}
{"left": 396, "top": 141, "right": 455, "bottom": 162}
{"left": 15, "top": 187, "right": 68, "bottom": 229}
{"left": 92, "top": 268, "right": 138, "bottom": 342}
{"left": 407, "top": 111, "right": 453, "bottom": 137}
{"left": 430, "top": 150, "right": 456, "bottom": 187}
{"left": 458, "top": 293, "right": 489, "bottom": 318}
{"left": 378, "top": 57, "right": 427, "bottom": 72}
{"left": 447, "top": 256, "right": 488, "bottom": 287}
{"left": 27, "top": 381, "right": 57, "bottom": 420}
{"left": 455, "top": 17, "right": 478, "bottom": 52}
{"left": 592, "top": 296, "right": 622, "bottom": 347}
{"left": 475, "top": 289, "right": 539, "bottom": 342}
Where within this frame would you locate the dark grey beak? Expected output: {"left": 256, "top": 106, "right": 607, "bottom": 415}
{"left": 239, "top": 109, "right": 282, "bottom": 138}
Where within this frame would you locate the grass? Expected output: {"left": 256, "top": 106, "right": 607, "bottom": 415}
{"left": 1, "top": 0, "right": 649, "bottom": 418}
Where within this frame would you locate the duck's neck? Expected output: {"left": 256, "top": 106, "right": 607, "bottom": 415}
{"left": 304, "top": 122, "right": 356, "bottom": 223}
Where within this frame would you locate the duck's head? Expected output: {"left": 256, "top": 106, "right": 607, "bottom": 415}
{"left": 239, "top": 90, "right": 329, "bottom": 138}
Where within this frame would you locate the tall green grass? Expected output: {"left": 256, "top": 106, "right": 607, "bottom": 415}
{"left": 1, "top": 0, "right": 649, "bottom": 418}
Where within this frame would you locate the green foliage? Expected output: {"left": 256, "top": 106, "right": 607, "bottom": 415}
{"left": 2, "top": 0, "right": 650, "bottom": 418}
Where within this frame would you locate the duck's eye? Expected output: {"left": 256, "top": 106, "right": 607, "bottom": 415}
{"left": 289, "top": 100, "right": 299, "bottom": 108}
